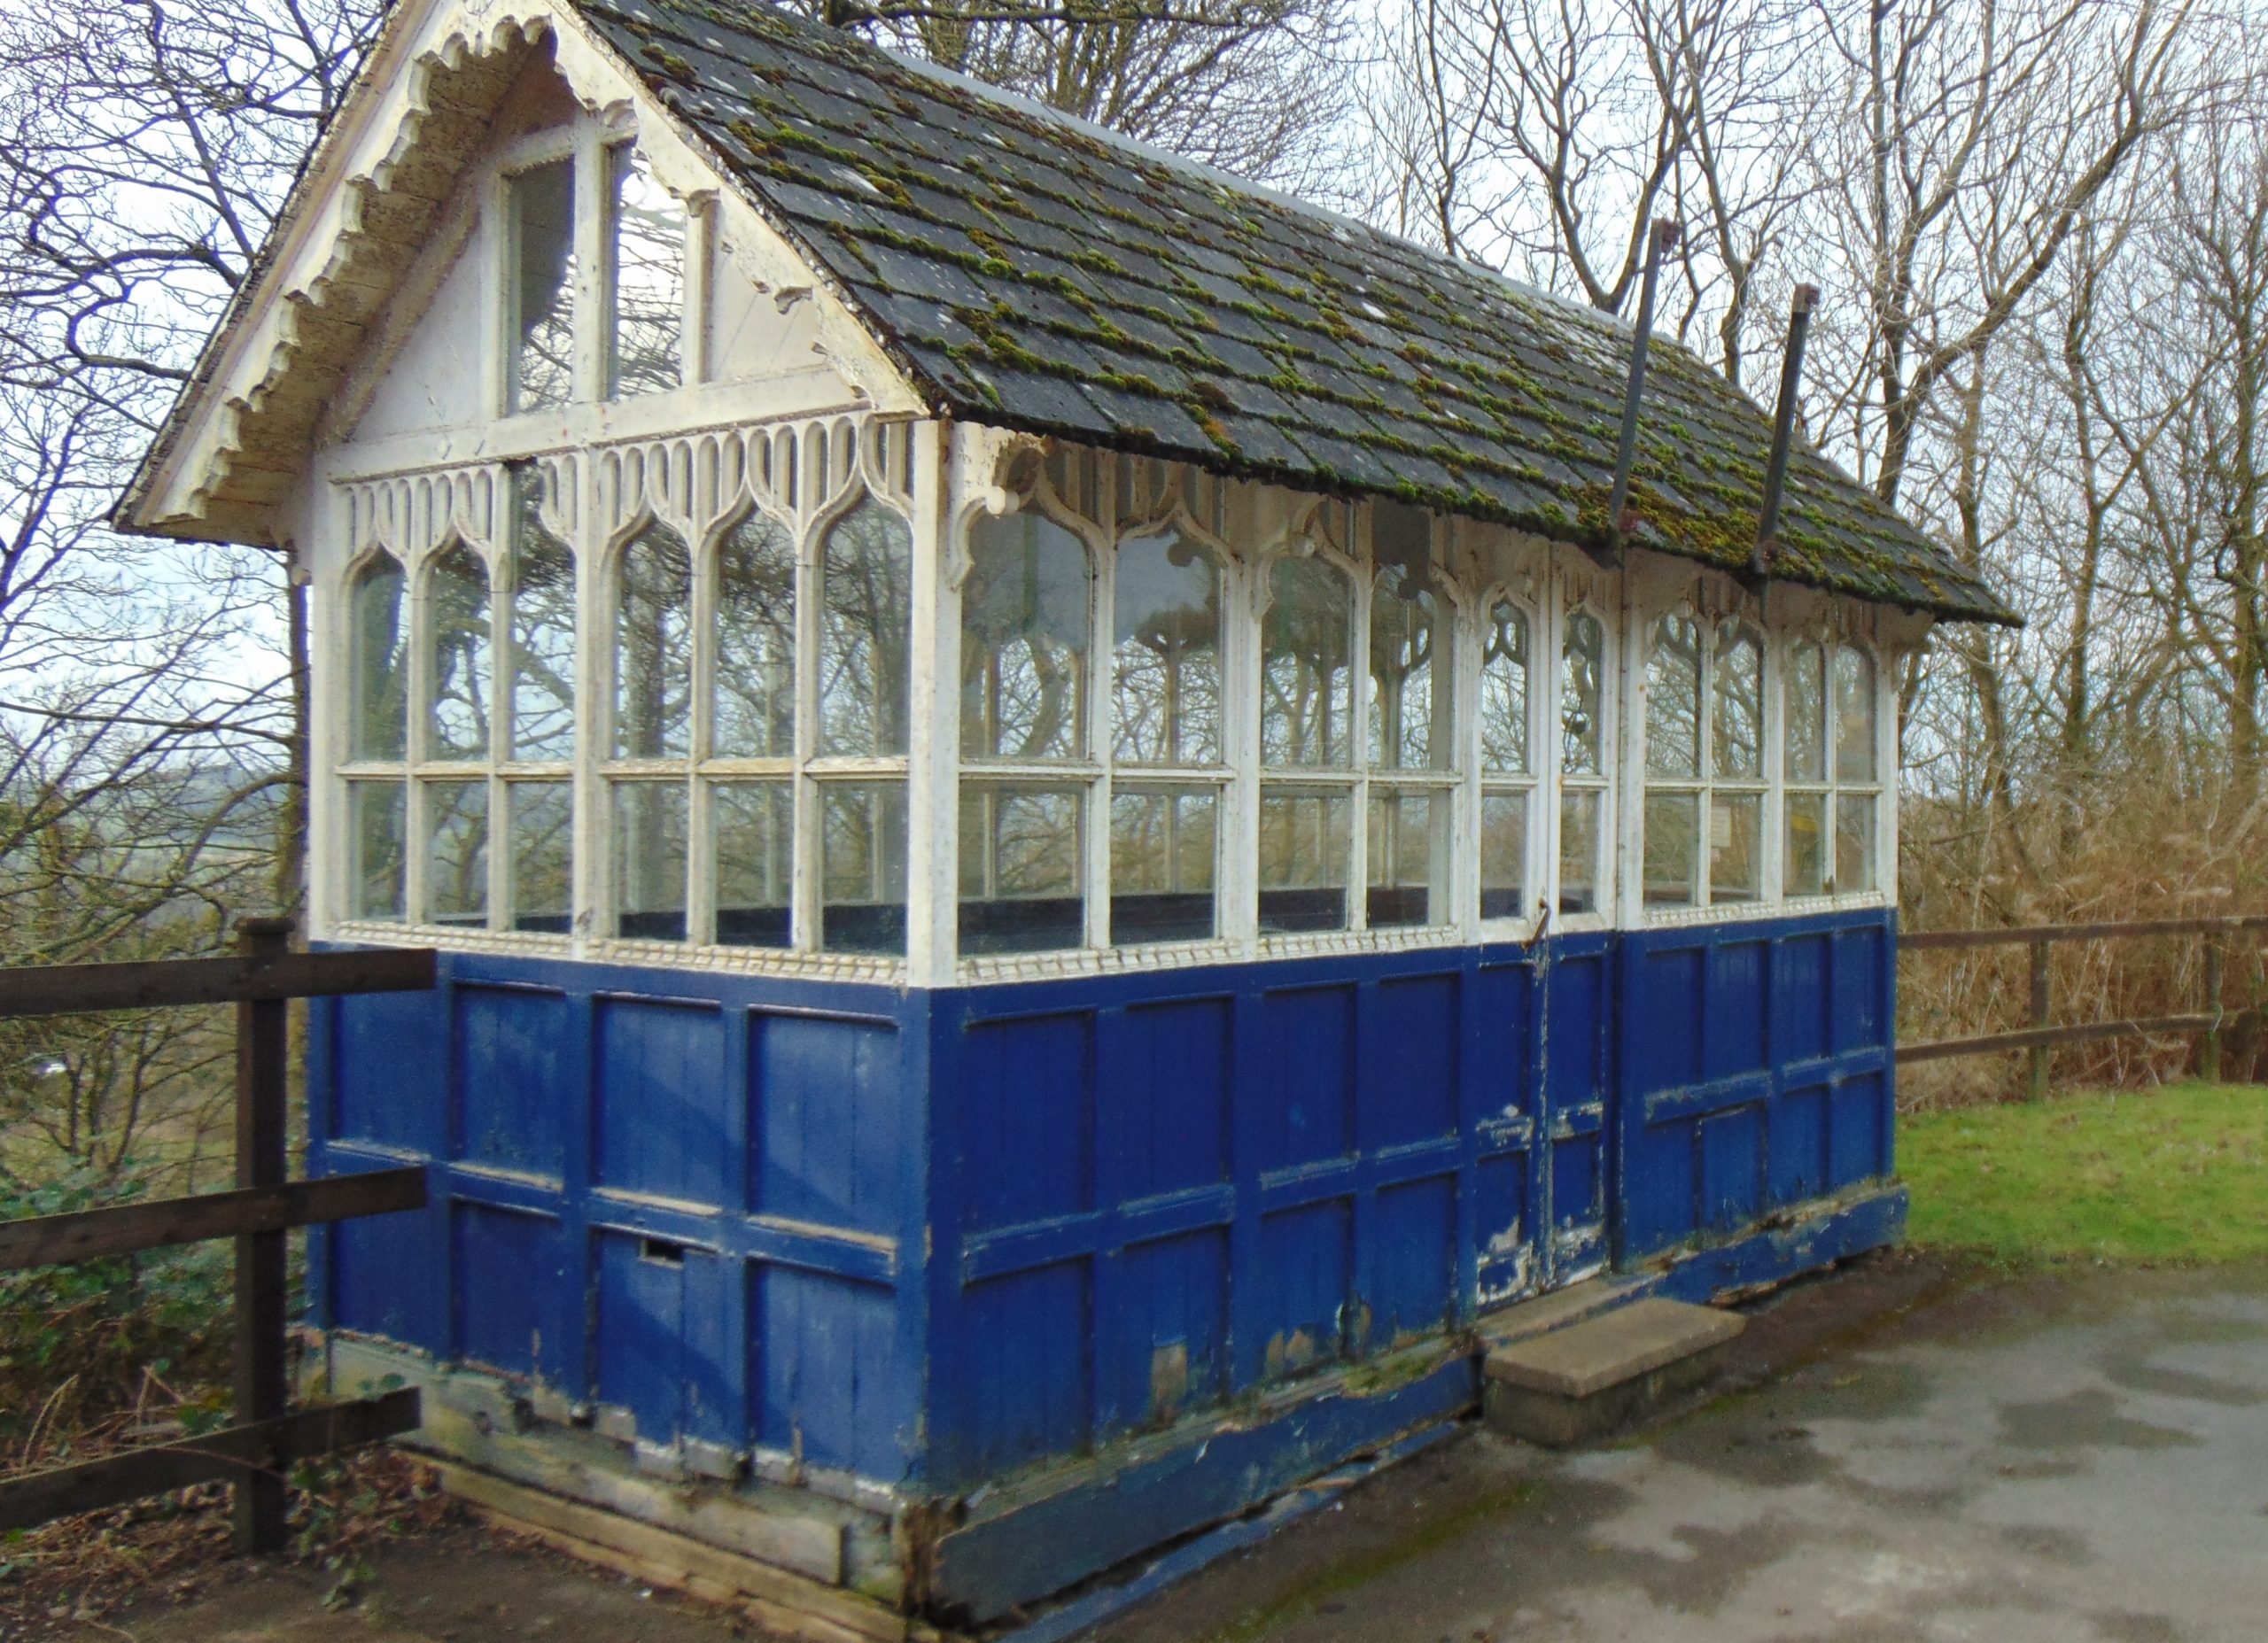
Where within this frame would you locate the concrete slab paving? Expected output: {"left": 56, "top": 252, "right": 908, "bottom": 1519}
{"left": 1092, "top": 1259, "right": 2268, "bottom": 1643}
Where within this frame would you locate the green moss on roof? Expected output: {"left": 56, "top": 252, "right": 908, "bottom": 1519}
{"left": 575, "top": 0, "right": 2017, "bottom": 625}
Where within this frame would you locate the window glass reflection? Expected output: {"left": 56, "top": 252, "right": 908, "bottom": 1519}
{"left": 509, "top": 471, "right": 577, "bottom": 762}
{"left": 1262, "top": 556, "right": 1352, "bottom": 767}
{"left": 714, "top": 512, "right": 796, "bottom": 760}
{"left": 1114, "top": 528, "right": 1222, "bottom": 765}
{"left": 1258, "top": 788, "right": 1350, "bottom": 932}
{"left": 614, "top": 522, "right": 692, "bottom": 760}
{"left": 612, "top": 780, "right": 687, "bottom": 940}
{"left": 509, "top": 781, "right": 572, "bottom": 933}
{"left": 1561, "top": 610, "right": 1604, "bottom": 776}
{"left": 428, "top": 543, "right": 490, "bottom": 763}
{"left": 509, "top": 159, "right": 575, "bottom": 412}
{"left": 1713, "top": 626, "right": 1763, "bottom": 779}
{"left": 821, "top": 781, "right": 907, "bottom": 954}
{"left": 1369, "top": 568, "right": 1444, "bottom": 771}
{"left": 962, "top": 512, "right": 1090, "bottom": 762}
{"left": 608, "top": 146, "right": 684, "bottom": 399}
{"left": 1480, "top": 601, "right": 1529, "bottom": 774}
{"left": 1835, "top": 646, "right": 1877, "bottom": 783}
{"left": 1109, "top": 786, "right": 1215, "bottom": 944}
{"left": 426, "top": 779, "right": 489, "bottom": 926}
{"left": 350, "top": 556, "right": 408, "bottom": 763}
{"left": 1646, "top": 613, "right": 1701, "bottom": 779}
{"left": 819, "top": 500, "right": 913, "bottom": 756}
{"left": 715, "top": 780, "right": 792, "bottom": 948}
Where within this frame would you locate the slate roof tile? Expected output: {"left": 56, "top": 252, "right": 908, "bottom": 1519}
{"left": 574, "top": 0, "right": 2015, "bottom": 624}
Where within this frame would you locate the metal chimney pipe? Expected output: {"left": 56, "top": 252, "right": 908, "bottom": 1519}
{"left": 1603, "top": 218, "right": 1681, "bottom": 560}
{"left": 1751, "top": 283, "right": 1820, "bottom": 579}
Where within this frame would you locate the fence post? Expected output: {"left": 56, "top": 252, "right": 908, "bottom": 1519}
{"left": 2027, "top": 938, "right": 2051, "bottom": 1103}
{"left": 2202, "top": 931, "right": 2225, "bottom": 1085}
{"left": 234, "top": 914, "right": 293, "bottom": 1554}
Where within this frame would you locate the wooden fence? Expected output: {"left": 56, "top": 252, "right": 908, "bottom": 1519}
{"left": 1895, "top": 915, "right": 2268, "bottom": 1095}
{"left": 0, "top": 918, "right": 437, "bottom": 1552}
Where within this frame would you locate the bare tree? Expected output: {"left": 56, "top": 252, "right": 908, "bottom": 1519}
{"left": 805, "top": 0, "right": 1355, "bottom": 189}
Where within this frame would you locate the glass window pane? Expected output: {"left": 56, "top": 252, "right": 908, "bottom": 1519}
{"left": 509, "top": 159, "right": 576, "bottom": 413}
{"left": 350, "top": 556, "right": 408, "bottom": 762}
{"left": 1366, "top": 787, "right": 1438, "bottom": 927}
{"left": 1114, "top": 528, "right": 1223, "bottom": 765}
{"left": 613, "top": 781, "right": 687, "bottom": 940}
{"left": 1643, "top": 791, "right": 1699, "bottom": 906}
{"left": 348, "top": 780, "right": 405, "bottom": 921}
{"left": 1713, "top": 625, "right": 1763, "bottom": 779}
{"left": 608, "top": 145, "right": 683, "bottom": 399}
{"left": 1786, "top": 640, "right": 1827, "bottom": 782}
{"left": 614, "top": 521, "right": 692, "bottom": 759}
{"left": 819, "top": 499, "right": 913, "bottom": 756}
{"left": 509, "top": 781, "right": 572, "bottom": 934}
{"left": 715, "top": 779, "right": 791, "bottom": 949}
{"left": 428, "top": 543, "right": 491, "bottom": 763}
{"left": 1711, "top": 791, "right": 1761, "bottom": 903}
{"left": 1561, "top": 610, "right": 1604, "bottom": 777}
{"left": 962, "top": 511, "right": 1090, "bottom": 761}
{"left": 821, "top": 781, "right": 907, "bottom": 954}
{"left": 1835, "top": 645, "right": 1878, "bottom": 783}
{"left": 1645, "top": 613, "right": 1701, "bottom": 779}
{"left": 1368, "top": 570, "right": 1445, "bottom": 771}
{"left": 958, "top": 784, "right": 1083, "bottom": 954}
{"left": 1558, "top": 788, "right": 1602, "bottom": 915}
{"left": 714, "top": 511, "right": 796, "bottom": 759}
{"left": 1480, "top": 601, "right": 1529, "bottom": 774}
{"left": 1257, "top": 787, "right": 1350, "bottom": 933}
{"left": 1480, "top": 789, "right": 1528, "bottom": 920}
{"left": 426, "top": 779, "right": 489, "bottom": 926}
{"left": 1785, "top": 791, "right": 1827, "bottom": 895}
{"left": 1837, "top": 793, "right": 1878, "bottom": 893}
{"left": 509, "top": 470, "right": 577, "bottom": 762}
{"left": 1262, "top": 556, "right": 1352, "bottom": 768}
{"left": 1109, "top": 785, "right": 1216, "bottom": 945}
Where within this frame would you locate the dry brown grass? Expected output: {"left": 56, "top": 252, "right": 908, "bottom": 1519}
{"left": 1898, "top": 773, "right": 2268, "bottom": 1110}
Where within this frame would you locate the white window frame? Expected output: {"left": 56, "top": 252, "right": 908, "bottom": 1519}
{"left": 1635, "top": 602, "right": 1771, "bottom": 914}
{"left": 1780, "top": 631, "right": 1890, "bottom": 903}
{"left": 1552, "top": 570, "right": 1617, "bottom": 932}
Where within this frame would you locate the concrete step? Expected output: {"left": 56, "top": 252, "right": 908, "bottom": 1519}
{"left": 1482, "top": 1297, "right": 1745, "bottom": 1447}
{"left": 1473, "top": 1276, "right": 1650, "bottom": 1352}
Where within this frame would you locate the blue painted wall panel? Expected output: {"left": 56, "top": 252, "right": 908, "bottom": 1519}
{"left": 956, "top": 1263, "right": 1091, "bottom": 1475}
{"left": 1361, "top": 1177, "right": 1456, "bottom": 1347}
{"left": 596, "top": 1000, "right": 729, "bottom": 1207}
{"left": 1097, "top": 1230, "right": 1228, "bottom": 1433}
{"left": 453, "top": 1203, "right": 567, "bottom": 1380}
{"left": 753, "top": 1266, "right": 904, "bottom": 1476}
{"left": 959, "top": 1012, "right": 1091, "bottom": 1232}
{"left": 1360, "top": 976, "right": 1457, "bottom": 1150}
{"left": 313, "top": 908, "right": 1898, "bottom": 1500}
{"left": 1254, "top": 985, "right": 1355, "bottom": 1171}
{"left": 332, "top": 988, "right": 447, "bottom": 1154}
{"left": 1111, "top": 998, "right": 1232, "bottom": 1199}
{"left": 753, "top": 1012, "right": 902, "bottom": 1236}
{"left": 454, "top": 986, "right": 569, "bottom": 1180}
{"left": 1255, "top": 1200, "right": 1350, "bottom": 1378}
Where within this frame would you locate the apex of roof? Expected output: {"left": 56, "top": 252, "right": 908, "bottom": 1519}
{"left": 572, "top": 0, "right": 2014, "bottom": 624}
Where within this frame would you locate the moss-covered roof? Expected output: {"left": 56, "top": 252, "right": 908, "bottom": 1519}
{"left": 577, "top": 0, "right": 2016, "bottom": 624}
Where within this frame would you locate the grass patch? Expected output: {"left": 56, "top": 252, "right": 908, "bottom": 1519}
{"left": 1901, "top": 1082, "right": 2268, "bottom": 1265}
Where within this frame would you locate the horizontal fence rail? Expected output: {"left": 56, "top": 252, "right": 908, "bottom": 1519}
{"left": 0, "top": 1167, "right": 427, "bottom": 1271}
{"left": 0, "top": 919, "right": 437, "bottom": 1553}
{"left": 0, "top": 1390, "right": 423, "bottom": 1534}
{"left": 1897, "top": 915, "right": 2266, "bottom": 1091}
{"left": 0, "top": 947, "right": 436, "bottom": 1019}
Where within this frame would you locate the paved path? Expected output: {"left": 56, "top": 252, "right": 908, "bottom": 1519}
{"left": 39, "top": 1259, "right": 2268, "bottom": 1642}
{"left": 1093, "top": 1260, "right": 2268, "bottom": 1643}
